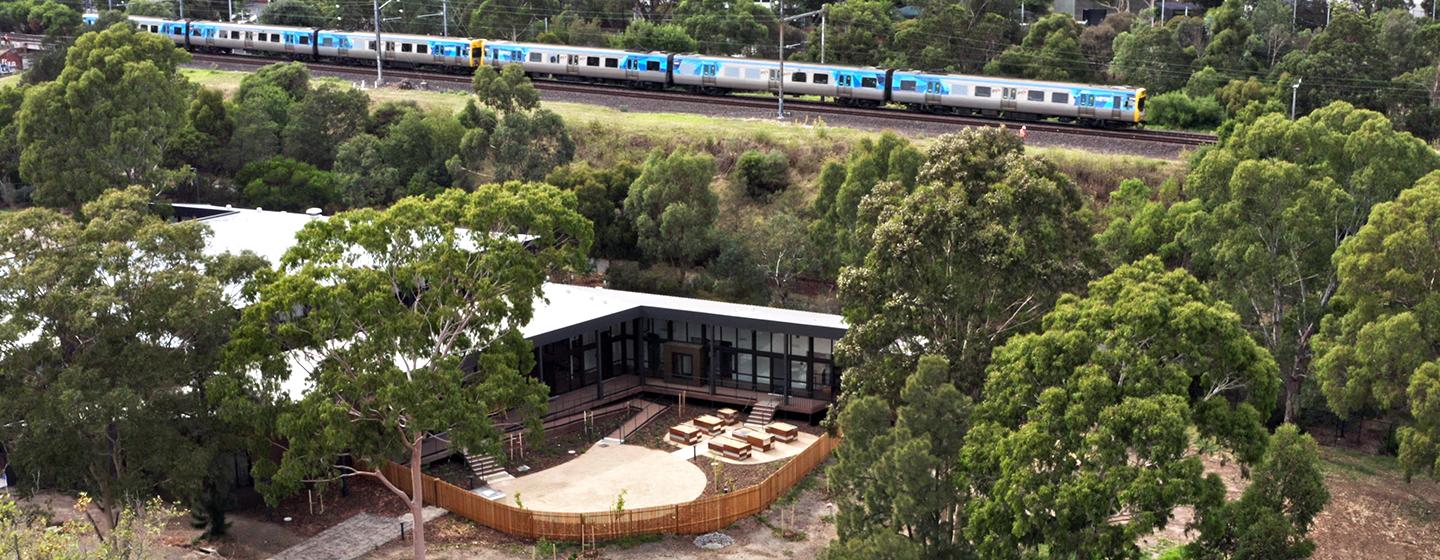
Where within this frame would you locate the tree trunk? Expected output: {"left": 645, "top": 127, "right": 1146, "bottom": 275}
{"left": 409, "top": 444, "right": 427, "bottom": 560}
{"left": 1283, "top": 371, "right": 1301, "bottom": 424}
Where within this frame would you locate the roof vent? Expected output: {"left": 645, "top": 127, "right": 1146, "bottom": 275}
{"left": 305, "top": 207, "right": 323, "bottom": 217}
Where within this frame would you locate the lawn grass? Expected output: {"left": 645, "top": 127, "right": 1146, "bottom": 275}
{"left": 0, "top": 74, "right": 20, "bottom": 88}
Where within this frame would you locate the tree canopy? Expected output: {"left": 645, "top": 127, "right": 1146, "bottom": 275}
{"left": 837, "top": 128, "right": 1094, "bottom": 402}
{"left": 1313, "top": 172, "right": 1440, "bottom": 479}
{"left": 17, "top": 22, "right": 192, "bottom": 209}
{"left": 0, "top": 187, "right": 264, "bottom": 537}
{"left": 1181, "top": 102, "right": 1440, "bottom": 422}
{"left": 623, "top": 148, "right": 719, "bottom": 267}
{"left": 965, "top": 256, "right": 1279, "bottom": 559}
{"left": 220, "top": 184, "right": 591, "bottom": 559}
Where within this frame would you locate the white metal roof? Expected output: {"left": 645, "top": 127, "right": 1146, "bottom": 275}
{"left": 181, "top": 203, "right": 847, "bottom": 343}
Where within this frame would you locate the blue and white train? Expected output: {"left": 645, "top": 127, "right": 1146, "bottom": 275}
{"left": 88, "top": 12, "right": 1147, "bottom": 126}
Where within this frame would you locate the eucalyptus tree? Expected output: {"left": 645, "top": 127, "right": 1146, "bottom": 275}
{"left": 0, "top": 187, "right": 265, "bottom": 538}
{"left": 221, "top": 184, "right": 590, "bottom": 560}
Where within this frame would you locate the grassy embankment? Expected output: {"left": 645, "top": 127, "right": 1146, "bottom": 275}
{"left": 181, "top": 67, "right": 1184, "bottom": 206}
{"left": 0, "top": 74, "right": 19, "bottom": 88}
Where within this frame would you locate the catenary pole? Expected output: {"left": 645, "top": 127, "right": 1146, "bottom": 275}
{"left": 1290, "top": 77, "right": 1302, "bottom": 119}
{"left": 777, "top": 0, "right": 785, "bottom": 119}
{"left": 820, "top": 8, "right": 825, "bottom": 64}
{"left": 374, "top": 0, "right": 384, "bottom": 85}
{"left": 443, "top": 0, "right": 448, "bottom": 36}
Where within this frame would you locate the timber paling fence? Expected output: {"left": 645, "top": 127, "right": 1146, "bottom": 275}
{"left": 381, "top": 434, "right": 839, "bottom": 541}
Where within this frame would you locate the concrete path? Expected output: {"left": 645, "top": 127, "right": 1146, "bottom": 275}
{"left": 269, "top": 506, "right": 447, "bottom": 560}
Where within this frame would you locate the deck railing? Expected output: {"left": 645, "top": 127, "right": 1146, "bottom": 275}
{"left": 380, "top": 433, "right": 838, "bottom": 540}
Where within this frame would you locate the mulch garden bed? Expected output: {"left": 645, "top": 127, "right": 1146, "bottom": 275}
{"left": 247, "top": 475, "right": 410, "bottom": 537}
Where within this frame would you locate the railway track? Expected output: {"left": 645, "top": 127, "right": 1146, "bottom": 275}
{"left": 187, "top": 52, "right": 1217, "bottom": 147}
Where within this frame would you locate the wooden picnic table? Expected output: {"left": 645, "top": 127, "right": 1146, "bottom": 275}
{"left": 765, "top": 422, "right": 799, "bottom": 442}
{"left": 694, "top": 414, "right": 724, "bottom": 434}
{"left": 669, "top": 424, "right": 701, "bottom": 444}
{"left": 733, "top": 428, "right": 775, "bottom": 451}
{"left": 717, "top": 408, "right": 739, "bottom": 425}
{"left": 708, "top": 436, "right": 752, "bottom": 460}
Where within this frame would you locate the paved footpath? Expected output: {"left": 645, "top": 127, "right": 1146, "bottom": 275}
{"left": 269, "top": 506, "right": 447, "bottom": 560}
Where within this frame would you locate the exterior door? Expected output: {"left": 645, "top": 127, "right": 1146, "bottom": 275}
{"left": 1001, "top": 87, "right": 1018, "bottom": 110}
{"left": 383, "top": 41, "right": 396, "bottom": 61}
{"left": 701, "top": 63, "right": 718, "bottom": 86}
{"left": 1078, "top": 93, "right": 1096, "bottom": 118}
{"left": 624, "top": 58, "right": 640, "bottom": 81}
{"left": 565, "top": 54, "right": 579, "bottom": 75}
{"left": 1111, "top": 95, "right": 1123, "bottom": 119}
{"left": 924, "top": 80, "right": 941, "bottom": 104}
{"left": 767, "top": 68, "right": 779, "bottom": 91}
{"left": 243, "top": 31, "right": 253, "bottom": 49}
{"left": 837, "top": 74, "right": 854, "bottom": 98}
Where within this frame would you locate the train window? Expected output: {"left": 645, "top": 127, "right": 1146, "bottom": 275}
{"left": 386, "top": 42, "right": 395, "bottom": 51}
{"left": 172, "top": 27, "right": 182, "bottom": 35}
{"left": 646, "top": 60, "right": 661, "bottom": 71}
{"left": 529, "top": 52, "right": 542, "bottom": 62}
{"left": 814, "top": 73, "right": 828, "bottom": 85}
{"left": 271, "top": 34, "right": 280, "bottom": 43}
{"left": 1113, "top": 96, "right": 1122, "bottom": 108}
{"left": 567, "top": 54, "right": 579, "bottom": 65}
{"left": 605, "top": 58, "right": 618, "bottom": 68}
{"left": 191, "top": 28, "right": 200, "bottom": 36}
{"left": 861, "top": 76, "right": 877, "bottom": 88}
{"left": 1052, "top": 92, "right": 1069, "bottom": 104}
{"left": 321, "top": 37, "right": 332, "bottom": 47}
{"left": 791, "top": 72, "right": 806, "bottom": 83}
{"left": 586, "top": 56, "right": 599, "bottom": 66}
{"left": 299, "top": 36, "right": 310, "bottom": 45}
{"left": 1027, "top": 90, "right": 1044, "bottom": 102}
{"left": 368, "top": 41, "right": 377, "bottom": 51}
{"left": 401, "top": 43, "right": 412, "bottom": 53}
{"left": 417, "top": 44, "right": 428, "bottom": 54}
{"left": 975, "top": 86, "right": 991, "bottom": 97}
{"left": 899, "top": 79, "right": 916, "bottom": 91}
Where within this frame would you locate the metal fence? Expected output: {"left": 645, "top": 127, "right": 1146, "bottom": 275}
{"left": 381, "top": 433, "right": 838, "bottom": 541}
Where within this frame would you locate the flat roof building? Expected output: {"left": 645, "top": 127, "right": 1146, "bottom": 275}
{"left": 177, "top": 203, "right": 846, "bottom": 420}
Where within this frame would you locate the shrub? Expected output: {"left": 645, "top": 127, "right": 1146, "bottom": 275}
{"left": 237, "top": 156, "right": 339, "bottom": 212}
{"left": 732, "top": 149, "right": 790, "bottom": 199}
{"left": 1146, "top": 91, "right": 1225, "bottom": 130}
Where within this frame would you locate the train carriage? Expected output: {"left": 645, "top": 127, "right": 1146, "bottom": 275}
{"left": 483, "top": 41, "right": 669, "bottom": 86}
{"left": 319, "top": 31, "right": 479, "bottom": 69}
{"left": 128, "top": 16, "right": 187, "bottom": 47}
{"left": 185, "top": 21, "right": 314, "bottom": 55}
{"left": 672, "top": 55, "right": 887, "bottom": 105}
{"left": 105, "top": 11, "right": 1149, "bottom": 127}
{"left": 891, "top": 71, "right": 1145, "bottom": 125}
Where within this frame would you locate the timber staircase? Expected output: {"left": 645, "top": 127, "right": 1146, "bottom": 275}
{"left": 465, "top": 452, "right": 511, "bottom": 485}
{"left": 746, "top": 396, "right": 782, "bottom": 427}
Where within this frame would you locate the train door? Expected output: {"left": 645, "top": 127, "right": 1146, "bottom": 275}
{"left": 283, "top": 31, "right": 295, "bottom": 54}
{"left": 565, "top": 54, "right": 579, "bottom": 75}
{"left": 624, "top": 58, "right": 640, "bottom": 81}
{"left": 1001, "top": 87, "right": 1018, "bottom": 111}
{"left": 1078, "top": 93, "right": 1096, "bottom": 118}
{"left": 924, "top": 80, "right": 941, "bottom": 104}
{"left": 767, "top": 68, "right": 779, "bottom": 91}
{"left": 701, "top": 62, "right": 719, "bottom": 87}
{"left": 243, "top": 31, "right": 253, "bottom": 49}
{"left": 336, "top": 36, "right": 348, "bottom": 57}
{"left": 1111, "top": 95, "right": 1123, "bottom": 119}
{"left": 837, "top": 74, "right": 854, "bottom": 98}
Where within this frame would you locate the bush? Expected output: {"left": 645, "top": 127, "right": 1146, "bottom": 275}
{"left": 1146, "top": 91, "right": 1225, "bottom": 130}
{"left": 732, "top": 150, "right": 790, "bottom": 199}
{"left": 605, "top": 261, "right": 692, "bottom": 297}
{"left": 237, "top": 156, "right": 339, "bottom": 212}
